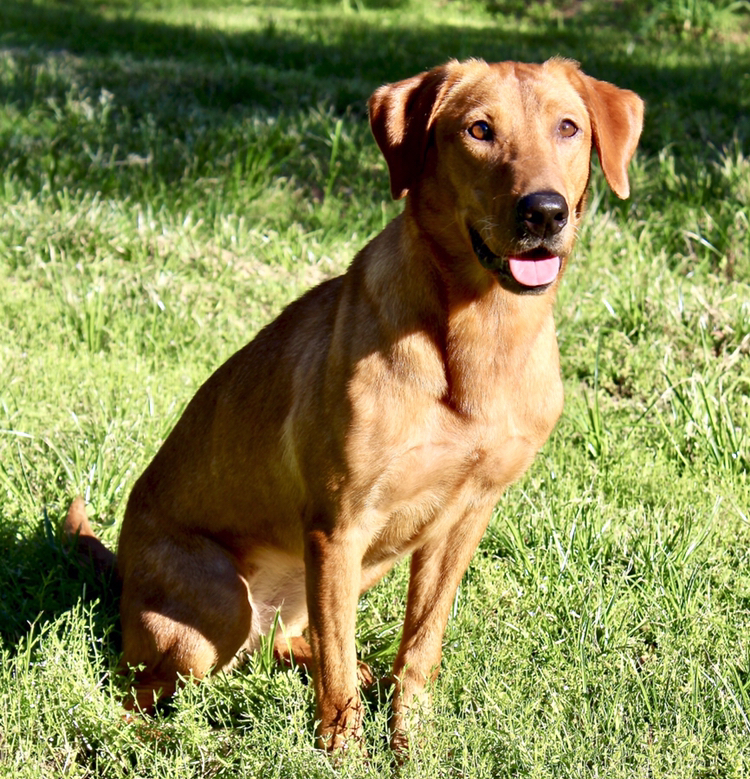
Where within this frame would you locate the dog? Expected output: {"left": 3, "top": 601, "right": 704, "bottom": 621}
{"left": 65, "top": 57, "right": 643, "bottom": 753}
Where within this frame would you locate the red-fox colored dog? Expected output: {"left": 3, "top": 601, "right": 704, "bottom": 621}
{"left": 66, "top": 57, "right": 643, "bottom": 752}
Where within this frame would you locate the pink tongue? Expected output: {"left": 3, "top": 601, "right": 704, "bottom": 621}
{"left": 508, "top": 256, "right": 560, "bottom": 287}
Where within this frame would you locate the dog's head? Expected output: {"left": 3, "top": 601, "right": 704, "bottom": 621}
{"left": 369, "top": 58, "right": 644, "bottom": 294}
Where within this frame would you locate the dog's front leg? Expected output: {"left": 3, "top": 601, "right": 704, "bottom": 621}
{"left": 390, "top": 503, "right": 495, "bottom": 754}
{"left": 305, "top": 526, "right": 365, "bottom": 753}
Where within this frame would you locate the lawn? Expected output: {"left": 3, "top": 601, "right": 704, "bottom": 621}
{"left": 0, "top": 0, "right": 749, "bottom": 776}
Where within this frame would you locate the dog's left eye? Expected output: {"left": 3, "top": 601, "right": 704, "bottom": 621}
{"left": 468, "top": 121, "right": 493, "bottom": 141}
{"left": 558, "top": 119, "right": 579, "bottom": 138}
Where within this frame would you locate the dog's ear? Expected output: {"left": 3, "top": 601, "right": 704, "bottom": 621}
{"left": 369, "top": 66, "right": 451, "bottom": 200}
{"left": 575, "top": 72, "right": 644, "bottom": 199}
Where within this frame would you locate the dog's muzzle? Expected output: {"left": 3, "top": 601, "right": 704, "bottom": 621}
{"left": 469, "top": 226, "right": 561, "bottom": 292}
{"left": 469, "top": 191, "right": 569, "bottom": 291}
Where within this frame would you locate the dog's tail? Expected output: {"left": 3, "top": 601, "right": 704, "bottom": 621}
{"left": 63, "top": 496, "right": 118, "bottom": 579}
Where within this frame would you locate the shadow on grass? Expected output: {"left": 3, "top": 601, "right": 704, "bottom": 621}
{"left": 0, "top": 0, "right": 748, "bottom": 167}
{"left": 0, "top": 508, "right": 120, "bottom": 649}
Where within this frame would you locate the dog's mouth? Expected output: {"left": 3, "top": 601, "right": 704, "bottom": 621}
{"left": 469, "top": 226, "right": 561, "bottom": 291}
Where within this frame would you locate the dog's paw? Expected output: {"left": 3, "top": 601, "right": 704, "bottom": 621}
{"left": 389, "top": 685, "right": 432, "bottom": 762}
{"left": 316, "top": 697, "right": 365, "bottom": 755}
{"left": 389, "top": 727, "right": 411, "bottom": 763}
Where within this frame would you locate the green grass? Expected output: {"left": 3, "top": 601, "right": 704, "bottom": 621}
{"left": 1, "top": 0, "right": 749, "bottom": 776}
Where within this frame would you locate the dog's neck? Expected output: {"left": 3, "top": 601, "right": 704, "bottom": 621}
{"left": 362, "top": 209, "right": 562, "bottom": 415}
{"left": 401, "top": 204, "right": 559, "bottom": 339}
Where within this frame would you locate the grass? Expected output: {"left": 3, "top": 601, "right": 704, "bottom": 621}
{"left": 1, "top": 0, "right": 749, "bottom": 775}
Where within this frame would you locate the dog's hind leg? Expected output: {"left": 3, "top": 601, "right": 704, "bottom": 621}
{"left": 118, "top": 532, "right": 255, "bottom": 712}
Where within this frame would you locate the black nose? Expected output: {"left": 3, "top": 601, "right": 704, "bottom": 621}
{"left": 516, "top": 192, "right": 569, "bottom": 238}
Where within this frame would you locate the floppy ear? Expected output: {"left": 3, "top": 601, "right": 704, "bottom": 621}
{"left": 576, "top": 73, "right": 644, "bottom": 199}
{"left": 369, "top": 66, "right": 452, "bottom": 200}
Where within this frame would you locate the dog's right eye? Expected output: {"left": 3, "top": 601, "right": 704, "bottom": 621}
{"left": 468, "top": 121, "right": 493, "bottom": 142}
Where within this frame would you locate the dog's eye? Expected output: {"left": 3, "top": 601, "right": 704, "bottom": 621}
{"left": 558, "top": 119, "right": 579, "bottom": 138}
{"left": 468, "top": 121, "right": 493, "bottom": 142}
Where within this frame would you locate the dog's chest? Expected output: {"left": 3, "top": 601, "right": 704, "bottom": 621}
{"left": 348, "top": 341, "right": 563, "bottom": 558}
{"left": 381, "top": 381, "right": 557, "bottom": 505}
